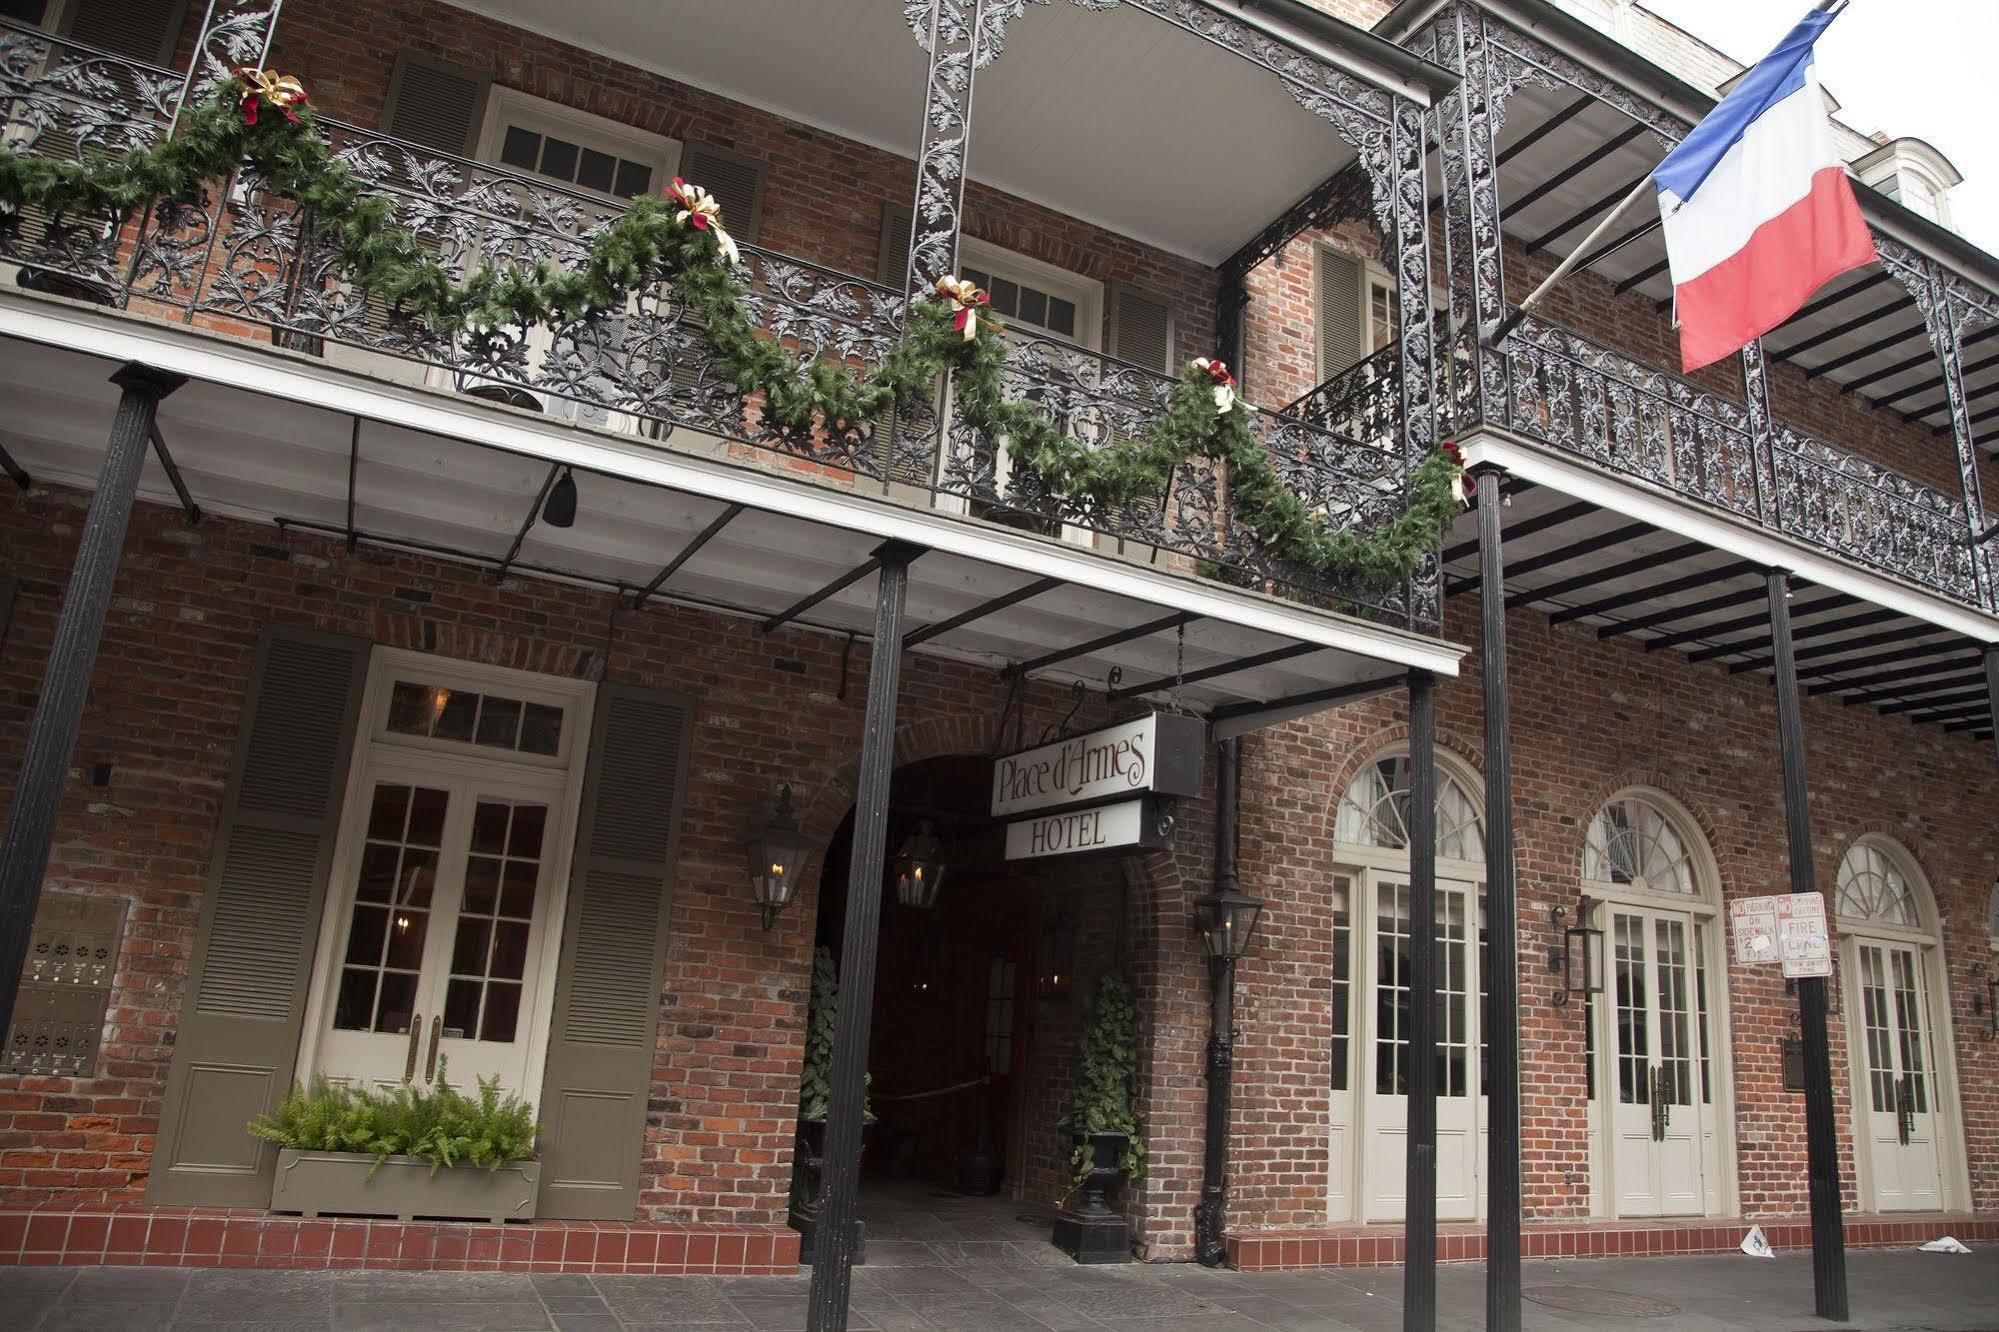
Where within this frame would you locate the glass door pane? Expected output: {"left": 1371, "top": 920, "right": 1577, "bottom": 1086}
{"left": 1613, "top": 913, "right": 1649, "bottom": 1104}
{"left": 333, "top": 782, "right": 449, "bottom": 1038}
{"left": 1652, "top": 918, "right": 1693, "bottom": 1107}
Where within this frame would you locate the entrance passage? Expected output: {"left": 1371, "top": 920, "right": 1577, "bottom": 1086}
{"left": 810, "top": 754, "right": 1121, "bottom": 1213}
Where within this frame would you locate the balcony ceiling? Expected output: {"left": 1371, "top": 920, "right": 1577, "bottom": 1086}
{"left": 1478, "top": 84, "right": 1999, "bottom": 459}
{"left": 0, "top": 321, "right": 1458, "bottom": 732}
{"left": 1439, "top": 481, "right": 1995, "bottom": 744}
{"left": 445, "top": 0, "right": 1358, "bottom": 264}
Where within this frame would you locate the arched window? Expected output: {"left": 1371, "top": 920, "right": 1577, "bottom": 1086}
{"left": 1582, "top": 795, "right": 1695, "bottom": 894}
{"left": 1336, "top": 754, "right": 1484, "bottom": 861}
{"left": 1835, "top": 841, "right": 1917, "bottom": 927}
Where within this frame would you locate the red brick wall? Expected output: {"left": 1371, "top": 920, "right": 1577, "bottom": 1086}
{"left": 1222, "top": 589, "right": 1999, "bottom": 1235}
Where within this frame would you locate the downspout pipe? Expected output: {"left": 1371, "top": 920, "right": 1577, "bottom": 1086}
{"left": 1194, "top": 737, "right": 1240, "bottom": 1267}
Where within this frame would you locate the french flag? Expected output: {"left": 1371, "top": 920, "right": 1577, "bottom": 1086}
{"left": 1654, "top": 5, "right": 1876, "bottom": 373}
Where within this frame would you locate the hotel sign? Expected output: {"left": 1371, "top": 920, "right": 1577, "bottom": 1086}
{"left": 990, "top": 712, "right": 1205, "bottom": 820}
{"left": 1003, "top": 798, "right": 1175, "bottom": 862}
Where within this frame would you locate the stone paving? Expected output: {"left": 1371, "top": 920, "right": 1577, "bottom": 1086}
{"left": 3, "top": 1247, "right": 1998, "bottom": 1331}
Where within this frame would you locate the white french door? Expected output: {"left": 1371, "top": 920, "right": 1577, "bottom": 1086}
{"left": 1850, "top": 938, "right": 1945, "bottom": 1212}
{"left": 1603, "top": 906, "right": 1705, "bottom": 1217}
{"left": 1362, "top": 872, "right": 1483, "bottom": 1221}
{"left": 315, "top": 758, "right": 568, "bottom": 1096}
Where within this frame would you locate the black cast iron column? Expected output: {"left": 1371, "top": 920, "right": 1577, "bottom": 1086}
{"left": 1475, "top": 466, "right": 1520, "bottom": 1331}
{"left": 0, "top": 363, "right": 184, "bottom": 1040}
{"left": 1403, "top": 670, "right": 1438, "bottom": 1331}
{"left": 806, "top": 541, "right": 919, "bottom": 1332}
{"left": 1768, "top": 570, "right": 1848, "bottom": 1322}
{"left": 1983, "top": 646, "right": 1998, "bottom": 767}
{"left": 1194, "top": 736, "right": 1241, "bottom": 1267}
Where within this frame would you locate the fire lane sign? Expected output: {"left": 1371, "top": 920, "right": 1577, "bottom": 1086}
{"left": 1730, "top": 891, "right": 1831, "bottom": 978}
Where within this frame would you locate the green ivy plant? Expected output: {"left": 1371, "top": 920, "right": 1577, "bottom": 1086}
{"left": 248, "top": 1060, "right": 541, "bottom": 1177}
{"left": 797, "top": 945, "right": 871, "bottom": 1123}
{"left": 1062, "top": 973, "right": 1145, "bottom": 1183}
{"left": 0, "top": 73, "right": 1463, "bottom": 584}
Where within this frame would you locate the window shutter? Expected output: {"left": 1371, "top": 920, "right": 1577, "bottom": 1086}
{"left": 1315, "top": 247, "right": 1364, "bottom": 382}
{"left": 1107, "top": 284, "right": 1174, "bottom": 374}
{"left": 680, "top": 140, "right": 766, "bottom": 245}
{"left": 148, "top": 625, "right": 370, "bottom": 1207}
{"left": 60, "top": 0, "right": 187, "bottom": 64}
{"left": 876, "top": 202, "right": 914, "bottom": 289}
{"left": 381, "top": 51, "right": 490, "bottom": 157}
{"left": 536, "top": 683, "right": 696, "bottom": 1219}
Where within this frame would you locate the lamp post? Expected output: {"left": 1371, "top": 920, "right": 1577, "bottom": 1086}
{"left": 746, "top": 785, "right": 811, "bottom": 930}
{"left": 1194, "top": 738, "right": 1263, "bottom": 1267}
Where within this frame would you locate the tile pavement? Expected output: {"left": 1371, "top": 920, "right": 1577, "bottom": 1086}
{"left": 3, "top": 1246, "right": 1997, "bottom": 1330}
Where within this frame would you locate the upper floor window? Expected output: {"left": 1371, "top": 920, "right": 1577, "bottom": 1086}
{"left": 1835, "top": 841, "right": 1917, "bottom": 927}
{"left": 1315, "top": 244, "right": 1397, "bottom": 382}
{"left": 480, "top": 87, "right": 677, "bottom": 204}
{"left": 1335, "top": 753, "right": 1485, "bottom": 862}
{"left": 4, "top": 0, "right": 187, "bottom": 64}
{"left": 958, "top": 237, "right": 1101, "bottom": 350}
{"left": 1582, "top": 796, "right": 1695, "bottom": 895}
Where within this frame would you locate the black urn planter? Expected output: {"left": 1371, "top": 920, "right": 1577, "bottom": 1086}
{"left": 1052, "top": 1130, "right": 1131, "bottom": 1264}
{"left": 788, "top": 1116, "right": 868, "bottom": 1266}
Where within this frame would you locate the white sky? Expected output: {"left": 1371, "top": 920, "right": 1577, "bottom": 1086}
{"left": 1641, "top": 0, "right": 1999, "bottom": 257}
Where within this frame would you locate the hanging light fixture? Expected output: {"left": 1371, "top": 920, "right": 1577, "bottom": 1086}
{"left": 893, "top": 820, "right": 947, "bottom": 910}
{"left": 745, "top": 785, "right": 810, "bottom": 930}
{"left": 1195, "top": 884, "right": 1265, "bottom": 962}
{"left": 542, "top": 466, "right": 578, "bottom": 528}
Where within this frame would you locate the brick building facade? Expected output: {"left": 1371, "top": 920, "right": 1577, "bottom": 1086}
{"left": 0, "top": 0, "right": 1996, "bottom": 1298}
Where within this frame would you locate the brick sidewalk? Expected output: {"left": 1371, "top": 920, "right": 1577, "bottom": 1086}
{"left": 4, "top": 1247, "right": 1996, "bottom": 1330}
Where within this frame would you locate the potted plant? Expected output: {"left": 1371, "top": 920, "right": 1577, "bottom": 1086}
{"left": 790, "top": 946, "right": 871, "bottom": 1263}
{"left": 250, "top": 1063, "right": 541, "bottom": 1223}
{"left": 1054, "top": 973, "right": 1144, "bottom": 1263}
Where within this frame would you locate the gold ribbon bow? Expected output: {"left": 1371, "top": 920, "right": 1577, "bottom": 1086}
{"left": 1193, "top": 357, "right": 1237, "bottom": 416}
{"left": 669, "top": 177, "right": 740, "bottom": 265}
{"left": 935, "top": 275, "right": 991, "bottom": 341}
{"left": 235, "top": 67, "right": 307, "bottom": 125}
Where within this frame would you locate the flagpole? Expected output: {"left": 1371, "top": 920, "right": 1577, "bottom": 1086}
{"left": 1480, "top": 0, "right": 1847, "bottom": 351}
{"left": 1480, "top": 176, "right": 1655, "bottom": 348}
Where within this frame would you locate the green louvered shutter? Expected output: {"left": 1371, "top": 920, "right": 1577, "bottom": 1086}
{"left": 148, "top": 626, "right": 370, "bottom": 1206}
{"left": 536, "top": 683, "right": 696, "bottom": 1219}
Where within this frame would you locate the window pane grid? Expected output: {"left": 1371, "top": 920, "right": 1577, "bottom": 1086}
{"left": 1890, "top": 949, "right": 1928, "bottom": 1114}
{"left": 1330, "top": 875, "right": 1351, "bottom": 1093}
{"left": 1653, "top": 919, "right": 1693, "bottom": 1107}
{"left": 1614, "top": 915, "right": 1649, "bottom": 1104}
{"left": 444, "top": 799, "right": 546, "bottom": 1045}
{"left": 387, "top": 680, "right": 562, "bottom": 756}
{"left": 334, "top": 784, "right": 444, "bottom": 1035}
{"left": 1337, "top": 757, "right": 1484, "bottom": 860}
{"left": 1374, "top": 883, "right": 1410, "bottom": 1097}
{"left": 1860, "top": 946, "right": 1895, "bottom": 1114}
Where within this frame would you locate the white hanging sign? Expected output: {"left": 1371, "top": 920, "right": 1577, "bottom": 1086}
{"left": 989, "top": 713, "right": 1205, "bottom": 819}
{"left": 1003, "top": 797, "right": 1172, "bottom": 861}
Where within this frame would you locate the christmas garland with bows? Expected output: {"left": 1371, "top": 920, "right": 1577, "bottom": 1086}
{"left": 0, "top": 71, "right": 1464, "bottom": 589}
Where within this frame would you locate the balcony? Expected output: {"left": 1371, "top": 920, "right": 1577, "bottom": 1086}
{"left": 1292, "top": 315, "right": 1998, "bottom": 617}
{"left": 0, "top": 3, "right": 1459, "bottom": 634}
{"left": 0, "top": 3, "right": 1467, "bottom": 720}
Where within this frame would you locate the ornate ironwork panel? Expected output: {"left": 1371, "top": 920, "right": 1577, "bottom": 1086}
{"left": 899, "top": 0, "right": 985, "bottom": 301}
{"left": 176, "top": 0, "right": 284, "bottom": 129}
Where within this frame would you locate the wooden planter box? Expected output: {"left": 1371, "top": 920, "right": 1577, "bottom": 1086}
{"left": 271, "top": 1149, "right": 539, "bottom": 1223}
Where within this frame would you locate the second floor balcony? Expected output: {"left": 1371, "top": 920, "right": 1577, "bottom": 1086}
{"left": 0, "top": 0, "right": 1460, "bottom": 640}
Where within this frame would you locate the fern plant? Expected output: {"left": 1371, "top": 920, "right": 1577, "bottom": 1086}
{"left": 1061, "top": 974, "right": 1146, "bottom": 1183}
{"left": 249, "top": 1059, "right": 540, "bottom": 1177}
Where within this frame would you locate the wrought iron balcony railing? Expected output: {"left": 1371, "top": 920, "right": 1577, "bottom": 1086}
{"left": 0, "top": 19, "right": 1437, "bottom": 629}
{"left": 1294, "top": 310, "right": 1991, "bottom": 613}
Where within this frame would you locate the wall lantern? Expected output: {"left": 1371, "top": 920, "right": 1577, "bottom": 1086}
{"left": 1196, "top": 886, "right": 1265, "bottom": 963}
{"left": 893, "top": 820, "right": 947, "bottom": 910}
{"left": 746, "top": 785, "right": 810, "bottom": 930}
{"left": 1549, "top": 901, "right": 1604, "bottom": 1008}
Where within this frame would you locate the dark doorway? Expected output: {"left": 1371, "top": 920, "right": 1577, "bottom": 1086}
{"left": 813, "top": 753, "right": 1130, "bottom": 1218}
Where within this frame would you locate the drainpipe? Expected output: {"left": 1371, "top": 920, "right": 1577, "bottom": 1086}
{"left": 1194, "top": 737, "right": 1240, "bottom": 1267}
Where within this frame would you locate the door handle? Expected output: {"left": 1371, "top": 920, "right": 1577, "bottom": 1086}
{"left": 403, "top": 1014, "right": 422, "bottom": 1083}
{"left": 425, "top": 1014, "right": 442, "bottom": 1083}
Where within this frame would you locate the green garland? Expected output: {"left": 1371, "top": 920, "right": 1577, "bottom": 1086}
{"left": 0, "top": 75, "right": 1462, "bottom": 586}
